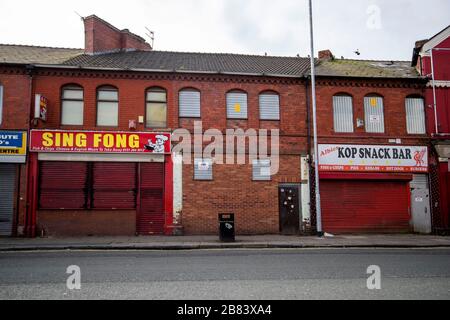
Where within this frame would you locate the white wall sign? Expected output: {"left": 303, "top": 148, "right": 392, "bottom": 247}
{"left": 319, "top": 144, "right": 428, "bottom": 173}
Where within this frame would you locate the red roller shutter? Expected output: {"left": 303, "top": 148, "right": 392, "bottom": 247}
{"left": 92, "top": 163, "right": 137, "bottom": 209}
{"left": 138, "top": 163, "right": 164, "bottom": 235}
{"left": 321, "top": 180, "right": 411, "bottom": 233}
{"left": 39, "top": 162, "right": 87, "bottom": 209}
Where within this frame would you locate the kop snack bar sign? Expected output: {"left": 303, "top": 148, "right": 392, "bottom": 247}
{"left": 30, "top": 130, "right": 171, "bottom": 154}
{"left": 319, "top": 144, "right": 428, "bottom": 173}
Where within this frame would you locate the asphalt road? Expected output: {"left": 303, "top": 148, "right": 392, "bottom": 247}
{"left": 0, "top": 248, "right": 449, "bottom": 300}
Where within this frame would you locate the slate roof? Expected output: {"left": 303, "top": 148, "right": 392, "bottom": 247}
{"left": 315, "top": 58, "right": 421, "bottom": 79}
{"left": 0, "top": 44, "right": 83, "bottom": 65}
{"left": 61, "top": 50, "right": 311, "bottom": 77}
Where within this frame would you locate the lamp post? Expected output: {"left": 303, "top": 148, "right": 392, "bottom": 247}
{"left": 308, "top": 0, "right": 324, "bottom": 237}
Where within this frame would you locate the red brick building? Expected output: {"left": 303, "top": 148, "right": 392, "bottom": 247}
{"left": 412, "top": 25, "right": 450, "bottom": 233}
{"left": 312, "top": 52, "right": 430, "bottom": 234}
{"left": 0, "top": 15, "right": 438, "bottom": 237}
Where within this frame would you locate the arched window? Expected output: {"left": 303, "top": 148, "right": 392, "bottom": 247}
{"left": 146, "top": 87, "right": 167, "bottom": 128}
{"left": 259, "top": 91, "right": 280, "bottom": 121}
{"left": 179, "top": 88, "right": 201, "bottom": 118}
{"left": 226, "top": 90, "right": 248, "bottom": 119}
{"left": 61, "top": 85, "right": 84, "bottom": 125}
{"left": 97, "top": 86, "right": 119, "bottom": 126}
{"left": 364, "top": 94, "right": 385, "bottom": 133}
{"left": 333, "top": 93, "right": 354, "bottom": 133}
{"left": 405, "top": 96, "right": 426, "bottom": 134}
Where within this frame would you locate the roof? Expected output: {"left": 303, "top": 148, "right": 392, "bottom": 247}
{"left": 0, "top": 44, "right": 83, "bottom": 65}
{"left": 60, "top": 50, "right": 311, "bottom": 77}
{"left": 315, "top": 58, "right": 421, "bottom": 79}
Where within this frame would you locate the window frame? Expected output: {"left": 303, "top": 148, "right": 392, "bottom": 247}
{"left": 252, "top": 159, "right": 272, "bottom": 181}
{"left": 60, "top": 84, "right": 84, "bottom": 126}
{"left": 146, "top": 87, "right": 168, "bottom": 128}
{"left": 259, "top": 91, "right": 280, "bottom": 121}
{"left": 364, "top": 94, "right": 385, "bottom": 134}
{"left": 96, "top": 85, "right": 119, "bottom": 127}
{"left": 405, "top": 96, "right": 426, "bottom": 135}
{"left": 194, "top": 158, "right": 213, "bottom": 181}
{"left": 226, "top": 90, "right": 248, "bottom": 120}
{"left": 332, "top": 93, "right": 354, "bottom": 133}
{"left": 179, "top": 88, "right": 201, "bottom": 118}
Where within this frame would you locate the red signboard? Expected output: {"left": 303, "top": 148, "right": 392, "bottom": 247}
{"left": 30, "top": 130, "right": 171, "bottom": 154}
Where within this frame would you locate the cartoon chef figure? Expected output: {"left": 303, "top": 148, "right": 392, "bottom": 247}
{"left": 145, "top": 135, "right": 169, "bottom": 153}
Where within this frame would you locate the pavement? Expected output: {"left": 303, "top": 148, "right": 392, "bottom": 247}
{"left": 1, "top": 234, "right": 450, "bottom": 251}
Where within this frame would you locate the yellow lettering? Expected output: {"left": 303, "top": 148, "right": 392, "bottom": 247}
{"left": 42, "top": 133, "right": 53, "bottom": 147}
{"left": 76, "top": 134, "right": 87, "bottom": 147}
{"left": 62, "top": 133, "right": 74, "bottom": 147}
{"left": 129, "top": 135, "right": 140, "bottom": 148}
{"left": 116, "top": 134, "right": 127, "bottom": 148}
{"left": 55, "top": 133, "right": 61, "bottom": 147}
{"left": 93, "top": 134, "right": 102, "bottom": 147}
{"left": 103, "top": 134, "right": 114, "bottom": 148}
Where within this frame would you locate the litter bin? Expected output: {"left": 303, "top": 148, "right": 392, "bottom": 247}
{"left": 219, "top": 214, "right": 235, "bottom": 242}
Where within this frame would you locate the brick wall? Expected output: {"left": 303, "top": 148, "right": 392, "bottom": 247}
{"left": 0, "top": 68, "right": 31, "bottom": 236}
{"left": 37, "top": 210, "right": 136, "bottom": 236}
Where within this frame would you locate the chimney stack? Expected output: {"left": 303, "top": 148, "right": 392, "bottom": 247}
{"left": 83, "top": 15, "right": 152, "bottom": 55}
{"left": 318, "top": 49, "right": 334, "bottom": 61}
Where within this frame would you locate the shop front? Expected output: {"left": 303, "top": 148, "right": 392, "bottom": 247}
{"left": 0, "top": 131, "right": 27, "bottom": 236}
{"left": 28, "top": 130, "right": 172, "bottom": 237}
{"left": 318, "top": 144, "right": 430, "bottom": 234}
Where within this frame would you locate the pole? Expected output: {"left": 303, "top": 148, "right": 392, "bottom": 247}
{"left": 308, "top": 0, "right": 323, "bottom": 237}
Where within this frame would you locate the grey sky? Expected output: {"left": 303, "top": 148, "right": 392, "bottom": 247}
{"left": 0, "top": 0, "right": 448, "bottom": 61}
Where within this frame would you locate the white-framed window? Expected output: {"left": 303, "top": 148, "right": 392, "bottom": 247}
{"left": 252, "top": 159, "right": 271, "bottom": 181}
{"left": 179, "top": 89, "right": 201, "bottom": 118}
{"left": 194, "top": 158, "right": 213, "bottom": 180}
{"left": 146, "top": 87, "right": 167, "bottom": 128}
{"left": 61, "top": 85, "right": 84, "bottom": 125}
{"left": 259, "top": 93, "right": 280, "bottom": 120}
{"left": 364, "top": 95, "right": 385, "bottom": 133}
{"left": 333, "top": 95, "right": 354, "bottom": 133}
{"left": 406, "top": 97, "right": 426, "bottom": 134}
{"left": 227, "top": 91, "right": 248, "bottom": 119}
{"left": 0, "top": 84, "right": 3, "bottom": 125}
{"left": 97, "top": 86, "right": 119, "bottom": 126}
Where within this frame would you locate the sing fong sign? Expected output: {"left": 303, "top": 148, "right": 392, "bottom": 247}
{"left": 318, "top": 144, "right": 428, "bottom": 173}
{"left": 30, "top": 130, "right": 171, "bottom": 154}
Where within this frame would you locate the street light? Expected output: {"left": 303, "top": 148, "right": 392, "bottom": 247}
{"left": 308, "top": 0, "right": 324, "bottom": 237}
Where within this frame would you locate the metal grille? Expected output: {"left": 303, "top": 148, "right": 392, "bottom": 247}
{"left": 179, "top": 90, "right": 201, "bottom": 117}
{"left": 226, "top": 92, "right": 248, "bottom": 119}
{"left": 0, "top": 164, "right": 15, "bottom": 236}
{"left": 194, "top": 158, "right": 213, "bottom": 180}
{"left": 252, "top": 159, "right": 271, "bottom": 181}
{"left": 406, "top": 98, "right": 426, "bottom": 134}
{"left": 364, "top": 96, "right": 385, "bottom": 133}
{"left": 411, "top": 174, "right": 428, "bottom": 190}
{"left": 259, "top": 94, "right": 280, "bottom": 120}
{"left": 333, "top": 95, "right": 354, "bottom": 132}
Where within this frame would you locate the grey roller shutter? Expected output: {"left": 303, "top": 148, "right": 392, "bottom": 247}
{"left": 406, "top": 98, "right": 426, "bottom": 134}
{"left": 179, "top": 90, "right": 201, "bottom": 118}
{"left": 364, "top": 96, "right": 385, "bottom": 133}
{"left": 259, "top": 94, "right": 280, "bottom": 120}
{"left": 252, "top": 159, "right": 271, "bottom": 181}
{"left": 227, "top": 92, "right": 248, "bottom": 119}
{"left": 194, "top": 158, "right": 213, "bottom": 180}
{"left": 0, "top": 164, "right": 16, "bottom": 236}
{"left": 333, "top": 95, "right": 354, "bottom": 132}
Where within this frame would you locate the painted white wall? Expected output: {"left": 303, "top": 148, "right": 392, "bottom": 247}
{"left": 173, "top": 153, "right": 183, "bottom": 224}
{"left": 300, "top": 156, "right": 311, "bottom": 230}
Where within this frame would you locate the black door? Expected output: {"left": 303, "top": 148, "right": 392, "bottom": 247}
{"left": 279, "top": 186, "right": 300, "bottom": 235}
